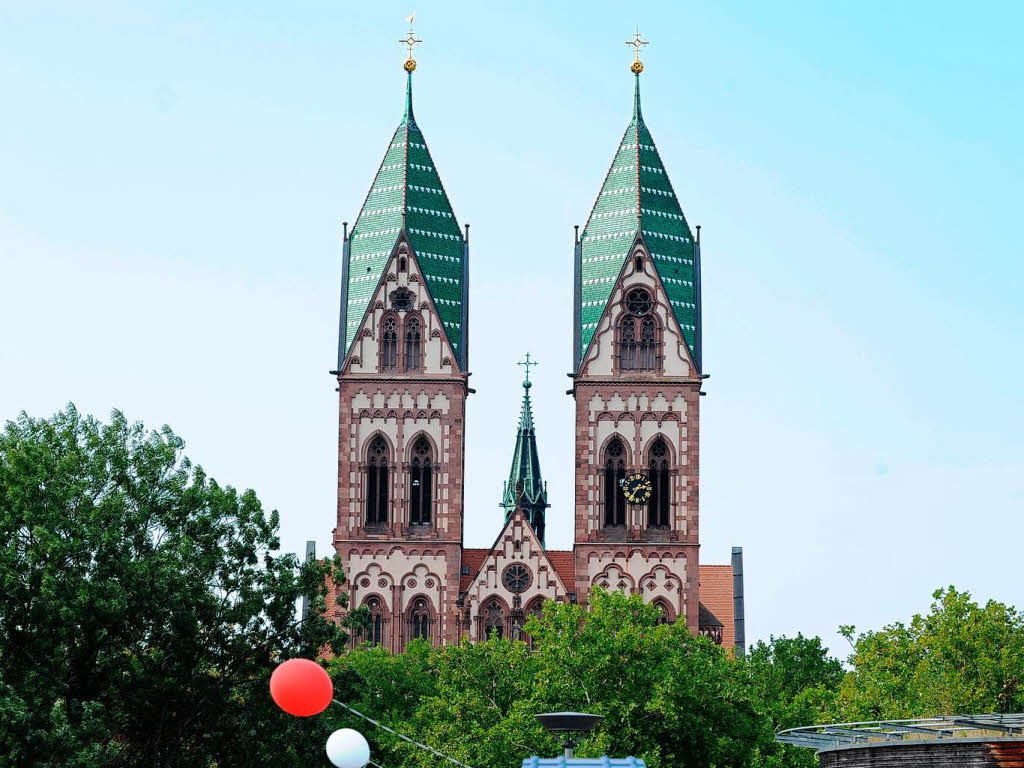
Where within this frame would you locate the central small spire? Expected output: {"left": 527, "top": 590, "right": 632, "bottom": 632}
{"left": 501, "top": 355, "right": 549, "bottom": 544}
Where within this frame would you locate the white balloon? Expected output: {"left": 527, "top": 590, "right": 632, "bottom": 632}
{"left": 326, "top": 728, "right": 371, "bottom": 768}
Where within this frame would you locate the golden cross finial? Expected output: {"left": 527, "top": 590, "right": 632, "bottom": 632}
{"left": 626, "top": 28, "right": 649, "bottom": 74}
{"left": 399, "top": 12, "right": 421, "bottom": 72}
{"left": 517, "top": 353, "right": 537, "bottom": 384}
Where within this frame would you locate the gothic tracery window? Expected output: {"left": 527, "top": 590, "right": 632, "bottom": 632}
{"left": 648, "top": 438, "right": 671, "bottom": 528}
{"left": 365, "top": 436, "right": 390, "bottom": 525}
{"left": 365, "top": 597, "right": 385, "bottom": 646}
{"left": 482, "top": 599, "right": 505, "bottom": 639}
{"left": 620, "top": 319, "right": 637, "bottom": 371}
{"left": 619, "top": 288, "right": 659, "bottom": 372}
{"left": 390, "top": 287, "right": 415, "bottom": 311}
{"left": 604, "top": 437, "right": 627, "bottom": 527}
{"left": 653, "top": 599, "right": 672, "bottom": 625}
{"left": 404, "top": 316, "right": 421, "bottom": 371}
{"left": 381, "top": 315, "right": 399, "bottom": 371}
{"left": 409, "top": 436, "right": 432, "bottom": 525}
{"left": 525, "top": 598, "right": 544, "bottom": 649}
{"left": 626, "top": 287, "right": 653, "bottom": 316}
{"left": 410, "top": 598, "right": 431, "bottom": 642}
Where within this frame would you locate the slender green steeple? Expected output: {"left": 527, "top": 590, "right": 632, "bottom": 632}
{"left": 501, "top": 354, "right": 549, "bottom": 544}
{"left": 341, "top": 44, "right": 467, "bottom": 367}
{"left": 576, "top": 50, "right": 699, "bottom": 368}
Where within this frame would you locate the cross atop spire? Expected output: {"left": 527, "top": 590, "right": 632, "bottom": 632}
{"left": 517, "top": 352, "right": 537, "bottom": 385}
{"left": 625, "top": 28, "right": 649, "bottom": 74}
{"left": 399, "top": 12, "right": 421, "bottom": 72}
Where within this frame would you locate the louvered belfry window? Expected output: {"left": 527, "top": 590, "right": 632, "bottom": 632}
{"left": 365, "top": 436, "right": 389, "bottom": 524}
{"left": 409, "top": 436, "right": 432, "bottom": 525}
{"left": 648, "top": 438, "right": 671, "bottom": 528}
{"left": 604, "top": 438, "right": 627, "bottom": 527}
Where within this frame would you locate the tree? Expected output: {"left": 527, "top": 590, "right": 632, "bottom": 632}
{"left": 743, "top": 635, "right": 844, "bottom": 768}
{"left": 838, "top": 586, "right": 1024, "bottom": 719}
{"left": 0, "top": 406, "right": 348, "bottom": 767}
{"left": 328, "top": 589, "right": 766, "bottom": 768}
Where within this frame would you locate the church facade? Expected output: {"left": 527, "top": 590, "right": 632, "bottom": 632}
{"left": 329, "top": 44, "right": 744, "bottom": 653}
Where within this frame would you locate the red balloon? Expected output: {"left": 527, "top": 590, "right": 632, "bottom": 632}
{"left": 270, "top": 658, "right": 333, "bottom": 717}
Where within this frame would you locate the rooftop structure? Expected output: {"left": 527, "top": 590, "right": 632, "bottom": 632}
{"left": 777, "top": 714, "right": 1024, "bottom": 767}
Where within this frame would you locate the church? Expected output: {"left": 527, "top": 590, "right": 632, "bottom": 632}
{"left": 328, "top": 30, "right": 745, "bottom": 653}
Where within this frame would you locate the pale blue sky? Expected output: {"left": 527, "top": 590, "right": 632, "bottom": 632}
{"left": 2, "top": 2, "right": 1022, "bottom": 654}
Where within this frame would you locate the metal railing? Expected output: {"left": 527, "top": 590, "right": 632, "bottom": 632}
{"left": 776, "top": 713, "right": 1024, "bottom": 750}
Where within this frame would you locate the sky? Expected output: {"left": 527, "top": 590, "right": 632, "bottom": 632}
{"left": 1, "top": 1, "right": 1022, "bottom": 657}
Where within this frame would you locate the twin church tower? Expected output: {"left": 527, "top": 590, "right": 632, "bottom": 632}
{"left": 329, "top": 28, "right": 744, "bottom": 652}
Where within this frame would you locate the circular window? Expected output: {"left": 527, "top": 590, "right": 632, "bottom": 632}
{"left": 501, "top": 563, "right": 533, "bottom": 593}
{"left": 390, "top": 288, "right": 415, "bottom": 311}
{"left": 626, "top": 288, "right": 653, "bottom": 316}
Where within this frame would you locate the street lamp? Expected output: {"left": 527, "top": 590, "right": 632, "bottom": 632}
{"left": 535, "top": 712, "right": 604, "bottom": 759}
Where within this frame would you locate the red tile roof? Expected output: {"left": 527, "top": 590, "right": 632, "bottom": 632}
{"left": 698, "top": 564, "right": 735, "bottom": 649}
{"left": 546, "top": 550, "right": 576, "bottom": 592}
{"left": 459, "top": 548, "right": 488, "bottom": 591}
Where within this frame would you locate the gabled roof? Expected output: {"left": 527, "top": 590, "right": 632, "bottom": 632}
{"left": 546, "top": 551, "right": 576, "bottom": 593}
{"left": 501, "top": 379, "right": 549, "bottom": 543}
{"left": 578, "top": 73, "right": 698, "bottom": 364}
{"left": 459, "top": 508, "right": 570, "bottom": 598}
{"left": 344, "top": 72, "right": 466, "bottom": 363}
{"left": 460, "top": 548, "right": 488, "bottom": 592}
{"left": 698, "top": 564, "right": 735, "bottom": 648}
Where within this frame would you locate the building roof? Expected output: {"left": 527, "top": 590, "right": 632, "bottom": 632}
{"left": 501, "top": 378, "right": 549, "bottom": 543}
{"left": 344, "top": 72, "right": 466, "bottom": 364}
{"left": 577, "top": 73, "right": 698, "bottom": 367}
{"left": 698, "top": 564, "right": 734, "bottom": 648}
{"left": 546, "top": 550, "right": 576, "bottom": 593}
{"left": 460, "top": 548, "right": 488, "bottom": 592}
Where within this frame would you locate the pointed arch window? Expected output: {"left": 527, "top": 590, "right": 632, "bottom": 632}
{"left": 365, "top": 597, "right": 385, "bottom": 646}
{"left": 648, "top": 438, "right": 671, "bottom": 528}
{"left": 653, "top": 599, "right": 673, "bottom": 625}
{"left": 409, "top": 598, "right": 431, "bottom": 642}
{"left": 525, "top": 598, "right": 545, "bottom": 650}
{"left": 619, "top": 288, "right": 660, "bottom": 372}
{"left": 603, "top": 438, "right": 627, "bottom": 527}
{"left": 381, "top": 315, "right": 399, "bottom": 371}
{"left": 404, "top": 316, "right": 421, "bottom": 371}
{"left": 482, "top": 599, "right": 505, "bottom": 639}
{"left": 365, "top": 436, "right": 390, "bottom": 525}
{"left": 620, "top": 319, "right": 637, "bottom": 371}
{"left": 409, "top": 436, "right": 432, "bottom": 525}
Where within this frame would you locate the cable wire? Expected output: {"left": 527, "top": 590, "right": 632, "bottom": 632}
{"left": 332, "top": 699, "right": 477, "bottom": 768}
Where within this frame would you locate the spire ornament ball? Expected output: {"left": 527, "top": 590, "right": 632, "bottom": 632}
{"left": 626, "top": 28, "right": 649, "bottom": 73}
{"left": 399, "top": 12, "right": 421, "bottom": 72}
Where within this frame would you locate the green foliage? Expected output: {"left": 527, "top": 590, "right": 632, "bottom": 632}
{"left": 838, "top": 586, "right": 1024, "bottom": 719}
{"left": 0, "top": 406, "right": 348, "bottom": 767}
{"left": 743, "top": 635, "right": 845, "bottom": 768}
{"left": 328, "top": 589, "right": 767, "bottom": 768}
{"left": 4, "top": 409, "right": 1022, "bottom": 768}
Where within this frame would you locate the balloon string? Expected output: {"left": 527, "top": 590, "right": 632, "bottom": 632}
{"left": 332, "top": 699, "right": 477, "bottom": 768}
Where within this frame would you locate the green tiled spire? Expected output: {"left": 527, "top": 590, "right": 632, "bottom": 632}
{"left": 343, "top": 71, "right": 466, "bottom": 364}
{"left": 501, "top": 365, "right": 549, "bottom": 544}
{"left": 577, "top": 73, "right": 699, "bottom": 366}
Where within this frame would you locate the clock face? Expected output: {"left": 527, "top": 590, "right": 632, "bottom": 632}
{"left": 622, "top": 472, "right": 653, "bottom": 504}
{"left": 502, "top": 564, "right": 532, "bottom": 593}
